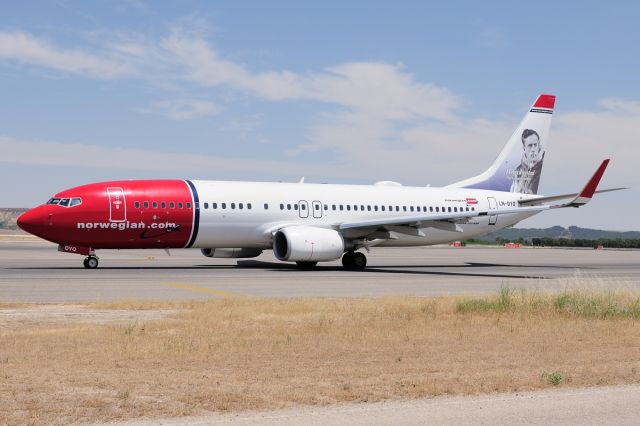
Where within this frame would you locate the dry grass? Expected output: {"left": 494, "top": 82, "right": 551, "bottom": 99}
{"left": 2, "top": 289, "right": 640, "bottom": 425}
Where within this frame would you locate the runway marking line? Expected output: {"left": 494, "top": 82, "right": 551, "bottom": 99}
{"left": 164, "top": 283, "right": 242, "bottom": 298}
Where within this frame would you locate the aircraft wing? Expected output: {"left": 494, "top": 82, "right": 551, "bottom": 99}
{"left": 519, "top": 187, "right": 627, "bottom": 206}
{"left": 337, "top": 160, "right": 618, "bottom": 234}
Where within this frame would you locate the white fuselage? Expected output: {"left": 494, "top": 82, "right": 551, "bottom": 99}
{"left": 190, "top": 180, "right": 537, "bottom": 249}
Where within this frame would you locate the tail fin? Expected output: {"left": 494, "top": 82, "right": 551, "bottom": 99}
{"left": 447, "top": 94, "right": 555, "bottom": 194}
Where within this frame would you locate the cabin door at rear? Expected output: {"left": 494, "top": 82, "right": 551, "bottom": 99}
{"left": 487, "top": 197, "right": 498, "bottom": 225}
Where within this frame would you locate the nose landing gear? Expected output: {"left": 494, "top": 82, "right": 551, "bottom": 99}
{"left": 342, "top": 251, "right": 367, "bottom": 271}
{"left": 83, "top": 256, "right": 99, "bottom": 269}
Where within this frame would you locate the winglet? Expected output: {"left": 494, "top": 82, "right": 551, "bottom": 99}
{"left": 560, "top": 159, "right": 610, "bottom": 207}
{"left": 579, "top": 159, "right": 610, "bottom": 198}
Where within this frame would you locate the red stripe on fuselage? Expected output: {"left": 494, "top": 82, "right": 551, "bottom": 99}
{"left": 22, "top": 180, "right": 195, "bottom": 249}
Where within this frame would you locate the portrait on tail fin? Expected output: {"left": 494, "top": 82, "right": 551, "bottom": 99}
{"left": 509, "top": 129, "right": 545, "bottom": 194}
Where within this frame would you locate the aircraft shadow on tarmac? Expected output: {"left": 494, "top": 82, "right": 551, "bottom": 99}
{"left": 6, "top": 260, "right": 593, "bottom": 279}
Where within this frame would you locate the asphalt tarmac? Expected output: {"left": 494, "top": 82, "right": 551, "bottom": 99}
{"left": 1, "top": 240, "right": 639, "bottom": 302}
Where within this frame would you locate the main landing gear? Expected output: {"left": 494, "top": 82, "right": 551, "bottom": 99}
{"left": 83, "top": 256, "right": 99, "bottom": 269}
{"left": 342, "top": 251, "right": 367, "bottom": 271}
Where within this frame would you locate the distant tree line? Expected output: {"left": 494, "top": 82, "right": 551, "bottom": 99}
{"left": 531, "top": 237, "right": 640, "bottom": 249}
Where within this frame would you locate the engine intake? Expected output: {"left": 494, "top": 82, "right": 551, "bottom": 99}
{"left": 273, "top": 226, "right": 344, "bottom": 262}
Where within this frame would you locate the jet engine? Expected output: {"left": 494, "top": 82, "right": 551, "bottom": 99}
{"left": 201, "top": 248, "right": 263, "bottom": 258}
{"left": 273, "top": 226, "right": 344, "bottom": 262}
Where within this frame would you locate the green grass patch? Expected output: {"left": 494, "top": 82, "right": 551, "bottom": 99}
{"left": 456, "top": 286, "right": 640, "bottom": 320}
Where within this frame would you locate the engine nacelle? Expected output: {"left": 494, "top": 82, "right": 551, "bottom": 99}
{"left": 201, "top": 248, "right": 263, "bottom": 258}
{"left": 273, "top": 226, "right": 344, "bottom": 262}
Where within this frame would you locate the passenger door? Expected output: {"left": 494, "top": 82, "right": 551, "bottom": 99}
{"left": 107, "top": 187, "right": 126, "bottom": 222}
{"left": 487, "top": 197, "right": 498, "bottom": 225}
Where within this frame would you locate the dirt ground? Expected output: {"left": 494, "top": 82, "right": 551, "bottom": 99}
{"left": 1, "top": 292, "right": 640, "bottom": 425}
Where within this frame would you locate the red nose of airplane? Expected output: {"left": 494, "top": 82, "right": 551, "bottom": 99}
{"left": 17, "top": 207, "right": 49, "bottom": 237}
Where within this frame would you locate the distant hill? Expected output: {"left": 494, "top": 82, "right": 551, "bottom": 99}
{"left": 0, "top": 208, "right": 28, "bottom": 230}
{"left": 476, "top": 226, "right": 640, "bottom": 242}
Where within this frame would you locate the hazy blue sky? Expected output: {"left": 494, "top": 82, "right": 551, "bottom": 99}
{"left": 0, "top": 1, "right": 637, "bottom": 229}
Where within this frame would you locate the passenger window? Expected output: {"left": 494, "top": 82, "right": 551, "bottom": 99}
{"left": 347, "top": 205, "right": 351, "bottom": 211}
{"left": 410, "top": 206, "right": 414, "bottom": 212}
{"left": 135, "top": 201, "right": 140, "bottom": 209}
{"left": 231, "top": 203, "right": 236, "bottom": 209}
{"left": 403, "top": 206, "right": 407, "bottom": 212}
{"left": 315, "top": 204, "right": 320, "bottom": 210}
{"left": 381, "top": 206, "right": 385, "bottom": 211}
{"left": 294, "top": 204, "right": 298, "bottom": 210}
{"left": 301, "top": 204, "right": 306, "bottom": 210}
{"left": 152, "top": 201, "right": 158, "bottom": 209}
{"left": 264, "top": 203, "right": 269, "bottom": 210}
{"left": 161, "top": 202, "right": 166, "bottom": 209}
{"left": 332, "top": 205, "right": 336, "bottom": 211}
{"left": 247, "top": 203, "right": 252, "bottom": 210}
{"left": 213, "top": 203, "right": 217, "bottom": 209}
{"left": 374, "top": 206, "right": 378, "bottom": 211}
{"left": 448, "top": 207, "right": 452, "bottom": 212}
{"left": 360, "top": 205, "right": 365, "bottom": 211}
{"left": 430, "top": 207, "right": 433, "bottom": 212}
{"left": 454, "top": 207, "right": 458, "bottom": 212}
{"left": 435, "top": 207, "right": 439, "bottom": 212}
{"left": 287, "top": 204, "right": 291, "bottom": 210}
{"left": 239, "top": 203, "right": 244, "bottom": 209}
{"left": 169, "top": 202, "right": 175, "bottom": 209}
{"left": 367, "top": 205, "right": 371, "bottom": 211}
{"left": 186, "top": 202, "right": 191, "bottom": 209}
{"left": 144, "top": 201, "right": 149, "bottom": 209}
{"left": 340, "top": 205, "right": 344, "bottom": 211}
{"left": 178, "top": 202, "right": 183, "bottom": 209}
{"left": 204, "top": 202, "right": 209, "bottom": 209}
{"left": 324, "top": 204, "right": 328, "bottom": 210}
{"left": 353, "top": 205, "right": 358, "bottom": 211}
{"left": 222, "top": 203, "right": 226, "bottom": 209}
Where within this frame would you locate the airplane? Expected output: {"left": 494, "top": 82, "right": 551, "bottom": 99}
{"left": 17, "top": 94, "right": 625, "bottom": 270}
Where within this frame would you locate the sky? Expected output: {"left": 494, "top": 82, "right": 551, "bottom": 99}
{"left": 0, "top": 0, "right": 638, "bottom": 230}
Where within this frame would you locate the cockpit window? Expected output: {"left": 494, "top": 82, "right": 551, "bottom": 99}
{"left": 47, "top": 197, "right": 82, "bottom": 207}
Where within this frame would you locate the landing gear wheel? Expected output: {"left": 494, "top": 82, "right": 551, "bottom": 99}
{"left": 342, "top": 251, "right": 367, "bottom": 271}
{"left": 83, "top": 256, "right": 99, "bottom": 269}
{"left": 351, "top": 252, "right": 367, "bottom": 271}
{"left": 296, "top": 261, "right": 317, "bottom": 270}
{"left": 342, "top": 251, "right": 355, "bottom": 269}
